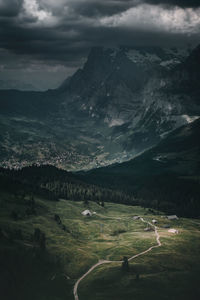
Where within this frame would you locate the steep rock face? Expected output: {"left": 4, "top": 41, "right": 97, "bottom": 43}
{"left": 0, "top": 45, "right": 199, "bottom": 170}
{"left": 60, "top": 46, "right": 189, "bottom": 115}
{"left": 58, "top": 46, "right": 196, "bottom": 154}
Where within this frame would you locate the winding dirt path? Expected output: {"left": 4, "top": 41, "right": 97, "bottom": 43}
{"left": 73, "top": 217, "right": 162, "bottom": 300}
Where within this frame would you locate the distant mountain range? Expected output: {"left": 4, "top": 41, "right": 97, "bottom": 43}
{"left": 0, "top": 45, "right": 199, "bottom": 170}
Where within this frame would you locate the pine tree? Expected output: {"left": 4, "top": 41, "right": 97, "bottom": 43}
{"left": 122, "top": 256, "right": 129, "bottom": 272}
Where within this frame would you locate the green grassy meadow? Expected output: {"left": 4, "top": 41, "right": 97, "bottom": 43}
{"left": 0, "top": 192, "right": 200, "bottom": 300}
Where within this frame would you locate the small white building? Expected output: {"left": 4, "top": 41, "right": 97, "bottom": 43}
{"left": 167, "top": 215, "right": 179, "bottom": 220}
{"left": 81, "top": 210, "right": 92, "bottom": 216}
{"left": 152, "top": 219, "right": 158, "bottom": 224}
{"left": 133, "top": 216, "right": 140, "bottom": 220}
{"left": 168, "top": 228, "right": 179, "bottom": 234}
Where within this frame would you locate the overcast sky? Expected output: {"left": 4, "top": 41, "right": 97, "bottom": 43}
{"left": 0, "top": 0, "right": 200, "bottom": 90}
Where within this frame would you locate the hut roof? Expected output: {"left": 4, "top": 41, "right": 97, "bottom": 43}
{"left": 81, "top": 210, "right": 92, "bottom": 216}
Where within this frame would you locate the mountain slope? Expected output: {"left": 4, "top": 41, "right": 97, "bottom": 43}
{"left": 81, "top": 119, "right": 200, "bottom": 216}
{"left": 0, "top": 45, "right": 199, "bottom": 170}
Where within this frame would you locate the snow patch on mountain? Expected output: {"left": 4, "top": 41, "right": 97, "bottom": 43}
{"left": 160, "top": 59, "right": 181, "bottom": 68}
{"left": 104, "top": 116, "right": 125, "bottom": 127}
{"left": 125, "top": 47, "right": 189, "bottom": 68}
{"left": 182, "top": 115, "right": 199, "bottom": 124}
{"left": 109, "top": 119, "right": 125, "bottom": 127}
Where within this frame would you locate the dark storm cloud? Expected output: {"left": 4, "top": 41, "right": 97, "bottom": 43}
{"left": 69, "top": 0, "right": 139, "bottom": 17}
{"left": 0, "top": 17, "right": 88, "bottom": 65}
{"left": 63, "top": 0, "right": 200, "bottom": 19}
{"left": 0, "top": 0, "right": 200, "bottom": 89}
{"left": 0, "top": 0, "right": 199, "bottom": 62}
{"left": 144, "top": 0, "right": 200, "bottom": 8}
{"left": 66, "top": 0, "right": 200, "bottom": 19}
{"left": 0, "top": 0, "right": 23, "bottom": 17}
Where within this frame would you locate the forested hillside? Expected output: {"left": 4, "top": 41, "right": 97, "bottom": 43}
{"left": 0, "top": 165, "right": 137, "bottom": 206}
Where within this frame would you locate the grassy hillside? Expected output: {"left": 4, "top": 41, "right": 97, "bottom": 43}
{"left": 1, "top": 187, "right": 200, "bottom": 300}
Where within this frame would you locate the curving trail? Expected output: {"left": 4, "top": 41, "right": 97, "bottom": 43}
{"left": 73, "top": 217, "right": 162, "bottom": 300}
{"left": 73, "top": 260, "right": 112, "bottom": 300}
{"left": 128, "top": 218, "right": 161, "bottom": 262}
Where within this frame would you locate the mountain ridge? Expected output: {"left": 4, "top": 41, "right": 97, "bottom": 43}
{"left": 0, "top": 44, "right": 199, "bottom": 170}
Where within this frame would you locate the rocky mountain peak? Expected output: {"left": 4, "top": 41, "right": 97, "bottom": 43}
{"left": 60, "top": 45, "right": 190, "bottom": 94}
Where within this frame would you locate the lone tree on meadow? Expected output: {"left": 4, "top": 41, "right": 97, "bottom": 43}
{"left": 54, "top": 214, "right": 62, "bottom": 225}
{"left": 122, "top": 256, "right": 129, "bottom": 272}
